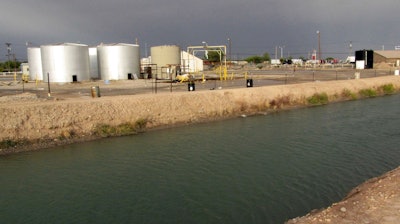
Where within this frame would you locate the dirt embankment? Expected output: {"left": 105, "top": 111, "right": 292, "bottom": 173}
{"left": 1, "top": 76, "right": 400, "bottom": 155}
{"left": 286, "top": 166, "right": 400, "bottom": 223}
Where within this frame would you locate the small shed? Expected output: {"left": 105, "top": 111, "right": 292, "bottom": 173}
{"left": 20, "top": 63, "right": 29, "bottom": 75}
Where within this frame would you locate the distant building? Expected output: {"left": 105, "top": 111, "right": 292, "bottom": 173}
{"left": 181, "top": 51, "right": 203, "bottom": 73}
{"left": 271, "top": 59, "right": 281, "bottom": 65}
{"left": 346, "top": 56, "right": 355, "bottom": 64}
{"left": 374, "top": 50, "right": 400, "bottom": 67}
{"left": 291, "top": 59, "right": 303, "bottom": 66}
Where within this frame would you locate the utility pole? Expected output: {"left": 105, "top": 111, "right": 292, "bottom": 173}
{"left": 227, "top": 38, "right": 231, "bottom": 61}
{"left": 13, "top": 53, "right": 17, "bottom": 81}
{"left": 279, "top": 46, "right": 285, "bottom": 59}
{"left": 6, "top": 43, "right": 11, "bottom": 59}
{"left": 349, "top": 41, "right": 352, "bottom": 56}
{"left": 145, "top": 42, "right": 148, "bottom": 57}
{"left": 5, "top": 43, "right": 12, "bottom": 72}
{"left": 317, "top": 31, "right": 321, "bottom": 62}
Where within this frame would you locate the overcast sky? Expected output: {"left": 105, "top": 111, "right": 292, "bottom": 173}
{"left": 2, "top": 0, "right": 400, "bottom": 61}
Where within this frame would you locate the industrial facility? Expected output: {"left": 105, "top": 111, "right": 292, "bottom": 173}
{"left": 26, "top": 42, "right": 205, "bottom": 83}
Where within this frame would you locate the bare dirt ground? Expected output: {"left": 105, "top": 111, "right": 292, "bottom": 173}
{"left": 286, "top": 166, "right": 400, "bottom": 224}
{"left": 1, "top": 68, "right": 400, "bottom": 223}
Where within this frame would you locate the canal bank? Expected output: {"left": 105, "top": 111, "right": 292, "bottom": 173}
{"left": 286, "top": 165, "right": 400, "bottom": 223}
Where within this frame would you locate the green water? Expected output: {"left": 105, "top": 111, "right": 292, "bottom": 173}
{"left": 1, "top": 94, "right": 400, "bottom": 223}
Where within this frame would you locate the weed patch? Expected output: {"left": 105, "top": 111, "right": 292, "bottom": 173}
{"left": 0, "top": 139, "right": 18, "bottom": 148}
{"left": 0, "top": 138, "right": 29, "bottom": 149}
{"left": 134, "top": 118, "right": 148, "bottom": 132}
{"left": 307, "top": 93, "right": 329, "bottom": 105}
{"left": 341, "top": 88, "right": 358, "bottom": 100}
{"left": 379, "top": 84, "right": 395, "bottom": 95}
{"left": 269, "top": 95, "right": 291, "bottom": 109}
{"left": 93, "top": 118, "right": 149, "bottom": 137}
{"left": 359, "top": 88, "right": 377, "bottom": 98}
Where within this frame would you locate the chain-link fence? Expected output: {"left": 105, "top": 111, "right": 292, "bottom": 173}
{"left": 0, "top": 67, "right": 398, "bottom": 99}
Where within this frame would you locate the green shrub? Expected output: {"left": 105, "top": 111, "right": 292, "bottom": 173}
{"left": 116, "top": 123, "right": 137, "bottom": 135}
{"left": 359, "top": 88, "right": 377, "bottom": 97}
{"left": 93, "top": 124, "right": 116, "bottom": 137}
{"left": 380, "top": 84, "right": 395, "bottom": 95}
{"left": 307, "top": 93, "right": 329, "bottom": 105}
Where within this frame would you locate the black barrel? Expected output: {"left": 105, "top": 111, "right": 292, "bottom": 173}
{"left": 188, "top": 82, "right": 195, "bottom": 91}
{"left": 246, "top": 79, "right": 253, "bottom": 87}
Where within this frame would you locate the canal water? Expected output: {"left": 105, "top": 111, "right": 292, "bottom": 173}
{"left": 1, "top": 94, "right": 400, "bottom": 224}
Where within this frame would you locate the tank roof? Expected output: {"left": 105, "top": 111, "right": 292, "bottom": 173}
{"left": 97, "top": 43, "right": 139, "bottom": 47}
{"left": 42, "top": 43, "right": 88, "bottom": 47}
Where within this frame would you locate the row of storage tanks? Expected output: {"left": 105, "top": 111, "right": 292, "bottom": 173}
{"left": 28, "top": 43, "right": 181, "bottom": 82}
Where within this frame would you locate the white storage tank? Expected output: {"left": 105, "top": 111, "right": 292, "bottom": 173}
{"left": 27, "top": 47, "right": 43, "bottom": 81}
{"left": 97, "top": 43, "right": 140, "bottom": 80}
{"left": 151, "top": 45, "right": 181, "bottom": 79}
{"left": 41, "top": 43, "right": 90, "bottom": 83}
{"left": 89, "top": 47, "right": 99, "bottom": 79}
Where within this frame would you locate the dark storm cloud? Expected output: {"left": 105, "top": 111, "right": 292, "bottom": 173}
{"left": 2, "top": 0, "right": 400, "bottom": 60}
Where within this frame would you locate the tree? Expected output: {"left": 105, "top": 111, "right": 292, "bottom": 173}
{"left": 262, "top": 53, "right": 271, "bottom": 62}
{"left": 0, "top": 60, "right": 21, "bottom": 72}
{"left": 244, "top": 56, "right": 263, "bottom": 64}
{"left": 204, "top": 51, "right": 224, "bottom": 63}
{"left": 244, "top": 52, "right": 271, "bottom": 64}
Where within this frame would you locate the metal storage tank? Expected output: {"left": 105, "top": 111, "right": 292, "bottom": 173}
{"left": 41, "top": 43, "right": 90, "bottom": 83}
{"left": 151, "top": 45, "right": 181, "bottom": 79}
{"left": 27, "top": 47, "right": 43, "bottom": 81}
{"left": 89, "top": 47, "right": 99, "bottom": 79}
{"left": 97, "top": 43, "right": 140, "bottom": 80}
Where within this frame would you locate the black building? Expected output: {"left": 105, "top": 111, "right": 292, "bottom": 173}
{"left": 355, "top": 50, "right": 374, "bottom": 69}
